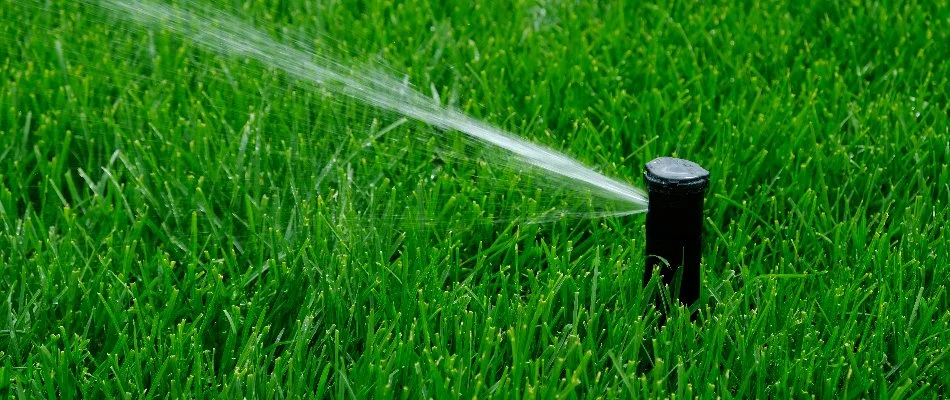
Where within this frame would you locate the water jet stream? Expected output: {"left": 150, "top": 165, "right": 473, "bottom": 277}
{"left": 91, "top": 0, "right": 649, "bottom": 214}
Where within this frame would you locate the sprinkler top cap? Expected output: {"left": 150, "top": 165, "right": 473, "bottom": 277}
{"left": 645, "top": 157, "right": 710, "bottom": 195}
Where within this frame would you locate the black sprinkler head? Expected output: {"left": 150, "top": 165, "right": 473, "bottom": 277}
{"left": 643, "top": 157, "right": 710, "bottom": 311}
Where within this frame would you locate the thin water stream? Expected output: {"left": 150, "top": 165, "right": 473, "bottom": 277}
{"left": 91, "top": 0, "right": 649, "bottom": 215}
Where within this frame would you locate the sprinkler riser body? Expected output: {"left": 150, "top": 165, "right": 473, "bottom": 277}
{"left": 643, "top": 157, "right": 709, "bottom": 310}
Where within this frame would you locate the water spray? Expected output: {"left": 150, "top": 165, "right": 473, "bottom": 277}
{"left": 88, "top": 0, "right": 649, "bottom": 220}
{"left": 643, "top": 157, "right": 710, "bottom": 311}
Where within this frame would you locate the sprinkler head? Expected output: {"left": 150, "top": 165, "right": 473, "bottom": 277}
{"left": 643, "top": 157, "right": 710, "bottom": 312}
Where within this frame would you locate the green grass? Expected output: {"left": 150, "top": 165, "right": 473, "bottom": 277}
{"left": 2, "top": 0, "right": 949, "bottom": 397}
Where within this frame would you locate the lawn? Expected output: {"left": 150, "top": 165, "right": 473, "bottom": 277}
{"left": 1, "top": 0, "right": 948, "bottom": 397}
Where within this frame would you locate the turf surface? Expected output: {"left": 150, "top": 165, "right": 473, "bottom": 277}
{"left": 2, "top": 0, "right": 949, "bottom": 397}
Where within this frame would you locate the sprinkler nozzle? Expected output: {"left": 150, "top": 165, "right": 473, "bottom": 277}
{"left": 643, "top": 157, "right": 709, "bottom": 311}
